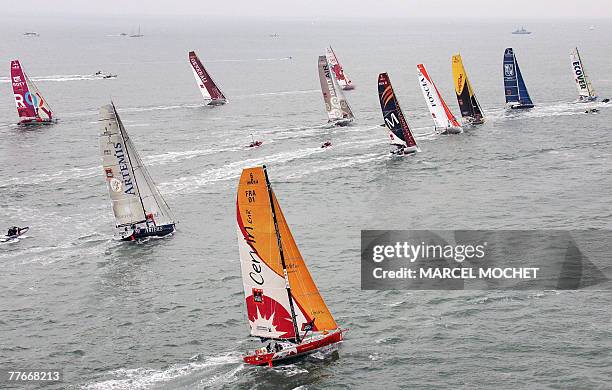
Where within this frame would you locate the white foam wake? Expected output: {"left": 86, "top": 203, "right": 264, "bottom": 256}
{"left": 81, "top": 354, "right": 242, "bottom": 390}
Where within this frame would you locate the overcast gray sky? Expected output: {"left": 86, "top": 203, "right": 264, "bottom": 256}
{"left": 5, "top": 0, "right": 612, "bottom": 19}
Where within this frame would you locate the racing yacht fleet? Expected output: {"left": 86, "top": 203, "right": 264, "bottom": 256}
{"left": 6, "top": 43, "right": 606, "bottom": 365}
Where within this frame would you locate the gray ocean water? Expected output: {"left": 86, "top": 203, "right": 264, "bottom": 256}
{"left": 1, "top": 17, "right": 611, "bottom": 389}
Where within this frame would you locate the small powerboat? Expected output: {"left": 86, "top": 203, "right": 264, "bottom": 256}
{"left": 2, "top": 226, "right": 29, "bottom": 242}
{"left": 93, "top": 71, "right": 118, "bottom": 79}
{"left": 321, "top": 141, "right": 332, "bottom": 148}
{"left": 248, "top": 134, "right": 262, "bottom": 148}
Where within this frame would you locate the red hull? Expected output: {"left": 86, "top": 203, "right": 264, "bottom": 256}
{"left": 244, "top": 329, "right": 346, "bottom": 367}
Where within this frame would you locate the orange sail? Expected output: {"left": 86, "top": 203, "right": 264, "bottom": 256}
{"left": 236, "top": 167, "right": 336, "bottom": 341}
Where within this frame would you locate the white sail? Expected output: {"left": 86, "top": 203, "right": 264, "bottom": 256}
{"left": 417, "top": 64, "right": 462, "bottom": 131}
{"left": 191, "top": 67, "right": 212, "bottom": 100}
{"left": 317, "top": 56, "right": 353, "bottom": 122}
{"left": 99, "top": 104, "right": 174, "bottom": 229}
{"left": 24, "top": 73, "right": 54, "bottom": 120}
{"left": 418, "top": 70, "right": 449, "bottom": 129}
{"left": 570, "top": 48, "right": 596, "bottom": 100}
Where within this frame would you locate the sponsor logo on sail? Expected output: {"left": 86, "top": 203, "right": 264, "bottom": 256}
{"left": 113, "top": 142, "right": 136, "bottom": 195}
{"left": 504, "top": 64, "right": 515, "bottom": 77}
{"left": 190, "top": 57, "right": 208, "bottom": 83}
{"left": 572, "top": 61, "right": 588, "bottom": 90}
{"left": 420, "top": 77, "right": 437, "bottom": 106}
{"left": 109, "top": 178, "right": 122, "bottom": 193}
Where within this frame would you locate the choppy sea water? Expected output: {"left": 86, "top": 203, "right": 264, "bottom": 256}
{"left": 0, "top": 17, "right": 611, "bottom": 389}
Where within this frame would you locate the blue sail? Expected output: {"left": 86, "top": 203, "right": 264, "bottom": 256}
{"left": 503, "top": 48, "right": 519, "bottom": 103}
{"left": 515, "top": 59, "right": 533, "bottom": 105}
{"left": 503, "top": 48, "right": 533, "bottom": 108}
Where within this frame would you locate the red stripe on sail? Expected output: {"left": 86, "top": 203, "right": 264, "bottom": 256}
{"left": 418, "top": 63, "right": 461, "bottom": 127}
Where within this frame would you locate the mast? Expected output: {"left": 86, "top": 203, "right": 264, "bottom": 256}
{"left": 112, "top": 103, "right": 147, "bottom": 224}
{"left": 262, "top": 165, "right": 301, "bottom": 344}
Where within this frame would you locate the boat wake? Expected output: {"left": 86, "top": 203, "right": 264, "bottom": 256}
{"left": 159, "top": 146, "right": 327, "bottom": 194}
{"left": 81, "top": 353, "right": 242, "bottom": 390}
{"left": 0, "top": 74, "right": 106, "bottom": 83}
{"left": 235, "top": 89, "right": 319, "bottom": 99}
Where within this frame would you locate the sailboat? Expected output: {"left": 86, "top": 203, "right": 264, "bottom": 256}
{"left": 452, "top": 54, "right": 485, "bottom": 125}
{"left": 318, "top": 55, "right": 354, "bottom": 126}
{"left": 570, "top": 47, "right": 597, "bottom": 102}
{"left": 503, "top": 48, "right": 534, "bottom": 109}
{"left": 188, "top": 51, "right": 228, "bottom": 106}
{"left": 378, "top": 73, "right": 419, "bottom": 155}
{"left": 325, "top": 46, "right": 354, "bottom": 90}
{"left": 129, "top": 26, "right": 143, "bottom": 37}
{"left": 99, "top": 103, "right": 176, "bottom": 241}
{"left": 11, "top": 60, "right": 56, "bottom": 125}
{"left": 236, "top": 166, "right": 346, "bottom": 367}
{"left": 417, "top": 64, "right": 463, "bottom": 134}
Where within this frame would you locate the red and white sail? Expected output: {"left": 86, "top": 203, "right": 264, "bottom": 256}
{"left": 417, "top": 64, "right": 461, "bottom": 131}
{"left": 325, "top": 46, "right": 354, "bottom": 90}
{"left": 11, "top": 60, "right": 54, "bottom": 123}
{"left": 188, "top": 51, "right": 227, "bottom": 104}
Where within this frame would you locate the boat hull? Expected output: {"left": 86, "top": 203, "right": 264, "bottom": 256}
{"left": 121, "top": 223, "right": 176, "bottom": 241}
{"left": 1, "top": 227, "right": 29, "bottom": 242}
{"left": 464, "top": 117, "right": 485, "bottom": 126}
{"left": 207, "top": 99, "right": 227, "bottom": 106}
{"left": 331, "top": 118, "right": 353, "bottom": 127}
{"left": 577, "top": 96, "right": 598, "bottom": 103}
{"left": 440, "top": 126, "right": 463, "bottom": 135}
{"left": 18, "top": 118, "right": 56, "bottom": 126}
{"left": 391, "top": 146, "right": 418, "bottom": 156}
{"left": 244, "top": 329, "right": 346, "bottom": 367}
{"left": 342, "top": 85, "right": 355, "bottom": 91}
{"left": 509, "top": 104, "right": 534, "bottom": 109}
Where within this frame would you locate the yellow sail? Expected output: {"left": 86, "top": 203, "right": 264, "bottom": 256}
{"left": 452, "top": 54, "right": 473, "bottom": 96}
{"left": 236, "top": 167, "right": 336, "bottom": 338}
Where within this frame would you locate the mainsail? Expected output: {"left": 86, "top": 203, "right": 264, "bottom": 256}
{"left": 99, "top": 103, "right": 175, "bottom": 229}
{"left": 503, "top": 48, "right": 534, "bottom": 107}
{"left": 325, "top": 46, "right": 354, "bottom": 90}
{"left": 570, "top": 47, "right": 596, "bottom": 101}
{"left": 417, "top": 64, "right": 462, "bottom": 130}
{"left": 188, "top": 51, "right": 227, "bottom": 104}
{"left": 377, "top": 72, "right": 418, "bottom": 149}
{"left": 236, "top": 166, "right": 337, "bottom": 342}
{"left": 318, "top": 56, "right": 354, "bottom": 123}
{"left": 452, "top": 54, "right": 485, "bottom": 122}
{"left": 11, "top": 60, "right": 54, "bottom": 123}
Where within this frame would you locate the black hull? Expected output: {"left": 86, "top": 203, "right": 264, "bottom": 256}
{"left": 121, "top": 224, "right": 175, "bottom": 241}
